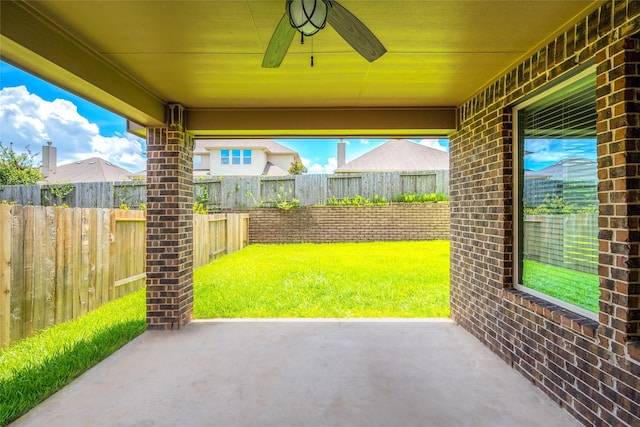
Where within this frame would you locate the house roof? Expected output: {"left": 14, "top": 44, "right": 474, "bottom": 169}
{"left": 195, "top": 139, "right": 302, "bottom": 163}
{"left": 525, "top": 157, "right": 597, "bottom": 181}
{"left": 335, "top": 139, "right": 449, "bottom": 173}
{"left": 43, "top": 157, "right": 135, "bottom": 183}
{"left": 263, "top": 162, "right": 289, "bottom": 176}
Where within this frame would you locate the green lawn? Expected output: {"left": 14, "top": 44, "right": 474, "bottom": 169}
{"left": 0, "top": 288, "right": 146, "bottom": 426}
{"left": 522, "top": 259, "right": 599, "bottom": 313}
{"left": 194, "top": 241, "right": 450, "bottom": 318}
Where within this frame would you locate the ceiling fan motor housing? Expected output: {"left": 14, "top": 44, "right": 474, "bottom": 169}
{"left": 286, "top": 0, "right": 331, "bottom": 36}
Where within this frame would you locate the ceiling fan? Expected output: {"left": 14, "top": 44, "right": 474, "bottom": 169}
{"left": 262, "top": 0, "right": 386, "bottom": 68}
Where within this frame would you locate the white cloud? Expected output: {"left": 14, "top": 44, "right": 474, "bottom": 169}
{"left": 418, "top": 139, "right": 448, "bottom": 152}
{"left": 307, "top": 157, "right": 337, "bottom": 174}
{"left": 300, "top": 156, "right": 311, "bottom": 167}
{"left": 0, "top": 85, "right": 146, "bottom": 172}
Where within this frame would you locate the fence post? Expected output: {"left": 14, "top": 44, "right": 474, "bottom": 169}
{"left": 0, "top": 204, "right": 11, "bottom": 347}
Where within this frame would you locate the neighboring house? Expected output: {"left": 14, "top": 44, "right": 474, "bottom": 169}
{"left": 42, "top": 157, "right": 136, "bottom": 183}
{"left": 334, "top": 139, "right": 449, "bottom": 173}
{"left": 525, "top": 157, "right": 597, "bottom": 181}
{"left": 194, "top": 139, "right": 302, "bottom": 177}
{"left": 524, "top": 157, "right": 598, "bottom": 209}
{"left": 39, "top": 143, "right": 135, "bottom": 182}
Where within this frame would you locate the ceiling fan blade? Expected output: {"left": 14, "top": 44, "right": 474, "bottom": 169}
{"left": 327, "top": 0, "right": 386, "bottom": 62}
{"left": 262, "top": 13, "right": 297, "bottom": 68}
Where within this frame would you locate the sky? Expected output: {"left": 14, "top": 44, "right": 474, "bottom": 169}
{"left": 0, "top": 61, "right": 448, "bottom": 174}
{"left": 524, "top": 138, "right": 597, "bottom": 171}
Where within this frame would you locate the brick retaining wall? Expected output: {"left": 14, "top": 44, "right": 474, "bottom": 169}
{"left": 240, "top": 203, "right": 450, "bottom": 244}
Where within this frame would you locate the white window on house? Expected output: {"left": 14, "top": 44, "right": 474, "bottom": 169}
{"left": 221, "top": 148, "right": 251, "bottom": 166}
{"left": 194, "top": 155, "right": 202, "bottom": 168}
{"left": 515, "top": 66, "right": 598, "bottom": 319}
{"left": 232, "top": 149, "right": 241, "bottom": 165}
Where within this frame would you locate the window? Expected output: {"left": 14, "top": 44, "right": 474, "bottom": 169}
{"left": 193, "top": 155, "right": 202, "bottom": 168}
{"left": 515, "top": 67, "right": 598, "bottom": 318}
{"left": 221, "top": 148, "right": 251, "bottom": 166}
{"left": 232, "top": 149, "right": 241, "bottom": 165}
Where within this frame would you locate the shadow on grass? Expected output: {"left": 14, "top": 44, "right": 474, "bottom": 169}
{"left": 0, "top": 319, "right": 146, "bottom": 426}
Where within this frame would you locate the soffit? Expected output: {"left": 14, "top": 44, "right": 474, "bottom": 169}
{"left": 0, "top": 0, "right": 600, "bottom": 134}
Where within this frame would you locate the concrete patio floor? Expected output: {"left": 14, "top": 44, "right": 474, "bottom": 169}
{"left": 13, "top": 319, "right": 579, "bottom": 427}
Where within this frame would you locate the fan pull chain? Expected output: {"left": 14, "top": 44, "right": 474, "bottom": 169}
{"left": 299, "top": 33, "right": 315, "bottom": 67}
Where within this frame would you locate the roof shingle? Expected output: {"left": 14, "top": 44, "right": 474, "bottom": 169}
{"left": 335, "top": 139, "right": 449, "bottom": 173}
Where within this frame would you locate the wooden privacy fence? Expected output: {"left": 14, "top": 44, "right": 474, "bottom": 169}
{"left": 192, "top": 213, "right": 249, "bottom": 269}
{"left": 0, "top": 171, "right": 449, "bottom": 210}
{"left": 198, "top": 171, "right": 449, "bottom": 209}
{"left": 0, "top": 181, "right": 147, "bottom": 209}
{"left": 0, "top": 206, "right": 248, "bottom": 348}
{"left": 523, "top": 214, "right": 598, "bottom": 273}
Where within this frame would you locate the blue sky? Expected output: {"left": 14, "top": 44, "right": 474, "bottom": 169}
{"left": 0, "top": 61, "right": 448, "bottom": 173}
{"left": 524, "top": 138, "right": 597, "bottom": 171}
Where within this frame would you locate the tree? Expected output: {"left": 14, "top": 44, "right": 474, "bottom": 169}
{"left": 0, "top": 142, "right": 44, "bottom": 185}
{"left": 288, "top": 160, "right": 307, "bottom": 175}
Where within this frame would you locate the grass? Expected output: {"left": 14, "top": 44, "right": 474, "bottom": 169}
{"left": 522, "top": 259, "right": 599, "bottom": 313}
{"left": 0, "top": 288, "right": 146, "bottom": 426}
{"left": 194, "top": 241, "right": 450, "bottom": 318}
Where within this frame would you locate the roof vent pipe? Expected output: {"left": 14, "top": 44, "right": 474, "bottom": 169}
{"left": 337, "top": 139, "right": 346, "bottom": 167}
{"left": 42, "top": 141, "right": 57, "bottom": 178}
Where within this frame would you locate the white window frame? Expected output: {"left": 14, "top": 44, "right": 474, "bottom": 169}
{"left": 513, "top": 65, "right": 598, "bottom": 321}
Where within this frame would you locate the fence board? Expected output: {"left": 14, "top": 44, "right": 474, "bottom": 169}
{"left": 193, "top": 214, "right": 209, "bottom": 268}
{"left": 108, "top": 211, "right": 116, "bottom": 301}
{"left": 24, "top": 207, "right": 37, "bottom": 337}
{"left": 0, "top": 204, "right": 11, "bottom": 347}
{"left": 10, "top": 205, "right": 24, "bottom": 343}
{"left": 72, "top": 209, "right": 82, "bottom": 317}
{"left": 43, "top": 206, "right": 56, "bottom": 328}
{"left": 95, "top": 209, "right": 104, "bottom": 306}
{"left": 54, "top": 207, "right": 66, "bottom": 324}
{"left": 63, "top": 209, "right": 76, "bottom": 322}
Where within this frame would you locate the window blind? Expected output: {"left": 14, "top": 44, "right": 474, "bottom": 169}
{"left": 522, "top": 75, "right": 596, "bottom": 139}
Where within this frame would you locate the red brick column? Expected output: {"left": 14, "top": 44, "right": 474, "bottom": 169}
{"left": 145, "top": 104, "right": 194, "bottom": 330}
{"left": 596, "top": 31, "right": 640, "bottom": 356}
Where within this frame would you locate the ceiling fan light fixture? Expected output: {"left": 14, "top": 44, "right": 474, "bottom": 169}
{"left": 286, "top": 0, "right": 330, "bottom": 36}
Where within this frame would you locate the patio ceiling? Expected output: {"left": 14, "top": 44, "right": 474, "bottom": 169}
{"left": 0, "top": 0, "right": 599, "bottom": 137}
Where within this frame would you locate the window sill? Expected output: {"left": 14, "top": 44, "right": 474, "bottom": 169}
{"left": 504, "top": 288, "right": 598, "bottom": 339}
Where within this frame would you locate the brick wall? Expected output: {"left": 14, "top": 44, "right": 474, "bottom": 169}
{"left": 241, "top": 203, "right": 450, "bottom": 244}
{"left": 450, "top": 2, "right": 639, "bottom": 426}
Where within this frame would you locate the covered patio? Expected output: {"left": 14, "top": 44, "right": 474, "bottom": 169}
{"left": 13, "top": 320, "right": 578, "bottom": 426}
{"left": 1, "top": 1, "right": 639, "bottom": 426}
